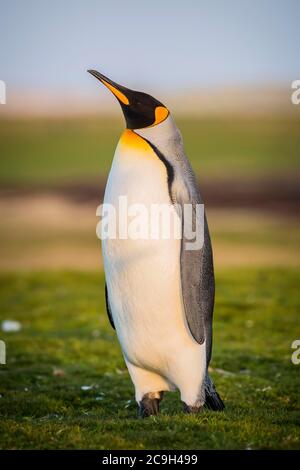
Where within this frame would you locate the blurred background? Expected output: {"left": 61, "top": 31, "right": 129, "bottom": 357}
{"left": 0, "top": 0, "right": 300, "bottom": 450}
{"left": 1, "top": 0, "right": 300, "bottom": 270}
{"left": 0, "top": 0, "right": 299, "bottom": 270}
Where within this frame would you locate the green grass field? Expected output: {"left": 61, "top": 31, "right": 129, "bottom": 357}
{"left": 1, "top": 115, "right": 300, "bottom": 185}
{"left": 0, "top": 269, "right": 299, "bottom": 449}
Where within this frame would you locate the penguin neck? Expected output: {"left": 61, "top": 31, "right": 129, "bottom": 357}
{"left": 133, "top": 115, "right": 182, "bottom": 152}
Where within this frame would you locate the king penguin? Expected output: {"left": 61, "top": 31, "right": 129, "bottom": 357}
{"left": 88, "top": 70, "right": 224, "bottom": 417}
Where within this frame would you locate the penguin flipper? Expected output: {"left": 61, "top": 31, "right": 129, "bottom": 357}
{"left": 105, "top": 282, "right": 115, "bottom": 329}
{"left": 179, "top": 206, "right": 215, "bottom": 347}
{"left": 177, "top": 180, "right": 214, "bottom": 349}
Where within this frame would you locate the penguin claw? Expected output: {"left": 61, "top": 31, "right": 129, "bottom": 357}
{"left": 182, "top": 402, "right": 205, "bottom": 414}
{"left": 139, "top": 398, "right": 160, "bottom": 418}
{"left": 138, "top": 391, "right": 164, "bottom": 418}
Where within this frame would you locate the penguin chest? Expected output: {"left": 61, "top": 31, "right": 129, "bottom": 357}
{"left": 101, "top": 132, "right": 189, "bottom": 369}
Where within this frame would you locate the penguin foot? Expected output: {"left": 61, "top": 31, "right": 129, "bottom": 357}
{"left": 182, "top": 402, "right": 205, "bottom": 414}
{"left": 205, "top": 390, "right": 225, "bottom": 411}
{"left": 139, "top": 391, "right": 164, "bottom": 418}
{"left": 204, "top": 374, "right": 225, "bottom": 411}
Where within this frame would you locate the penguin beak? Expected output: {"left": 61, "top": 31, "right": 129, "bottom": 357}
{"left": 87, "top": 69, "right": 169, "bottom": 130}
{"left": 87, "top": 70, "right": 130, "bottom": 106}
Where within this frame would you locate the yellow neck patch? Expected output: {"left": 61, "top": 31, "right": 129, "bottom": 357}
{"left": 119, "top": 130, "right": 151, "bottom": 153}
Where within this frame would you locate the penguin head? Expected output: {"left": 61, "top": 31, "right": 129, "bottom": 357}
{"left": 88, "top": 70, "right": 169, "bottom": 130}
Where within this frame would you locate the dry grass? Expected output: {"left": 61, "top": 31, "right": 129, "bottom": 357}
{"left": 1, "top": 196, "right": 299, "bottom": 270}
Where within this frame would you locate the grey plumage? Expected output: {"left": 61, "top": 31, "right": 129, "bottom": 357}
{"left": 137, "top": 119, "right": 224, "bottom": 410}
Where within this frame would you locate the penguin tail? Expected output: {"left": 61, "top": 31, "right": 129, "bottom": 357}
{"left": 204, "top": 374, "right": 225, "bottom": 411}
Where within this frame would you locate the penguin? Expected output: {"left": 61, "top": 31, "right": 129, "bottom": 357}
{"left": 88, "top": 70, "right": 224, "bottom": 417}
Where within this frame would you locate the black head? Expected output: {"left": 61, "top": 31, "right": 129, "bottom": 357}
{"left": 87, "top": 70, "right": 169, "bottom": 129}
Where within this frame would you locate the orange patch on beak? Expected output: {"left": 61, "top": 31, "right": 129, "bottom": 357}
{"left": 101, "top": 79, "right": 129, "bottom": 105}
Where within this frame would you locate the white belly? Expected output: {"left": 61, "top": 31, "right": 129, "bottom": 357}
{"left": 101, "top": 132, "right": 205, "bottom": 395}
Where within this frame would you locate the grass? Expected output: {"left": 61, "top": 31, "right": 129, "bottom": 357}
{"left": 1, "top": 115, "right": 300, "bottom": 186}
{"left": 0, "top": 269, "right": 299, "bottom": 449}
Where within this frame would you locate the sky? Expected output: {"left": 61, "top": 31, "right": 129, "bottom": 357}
{"left": 0, "top": 0, "right": 299, "bottom": 94}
